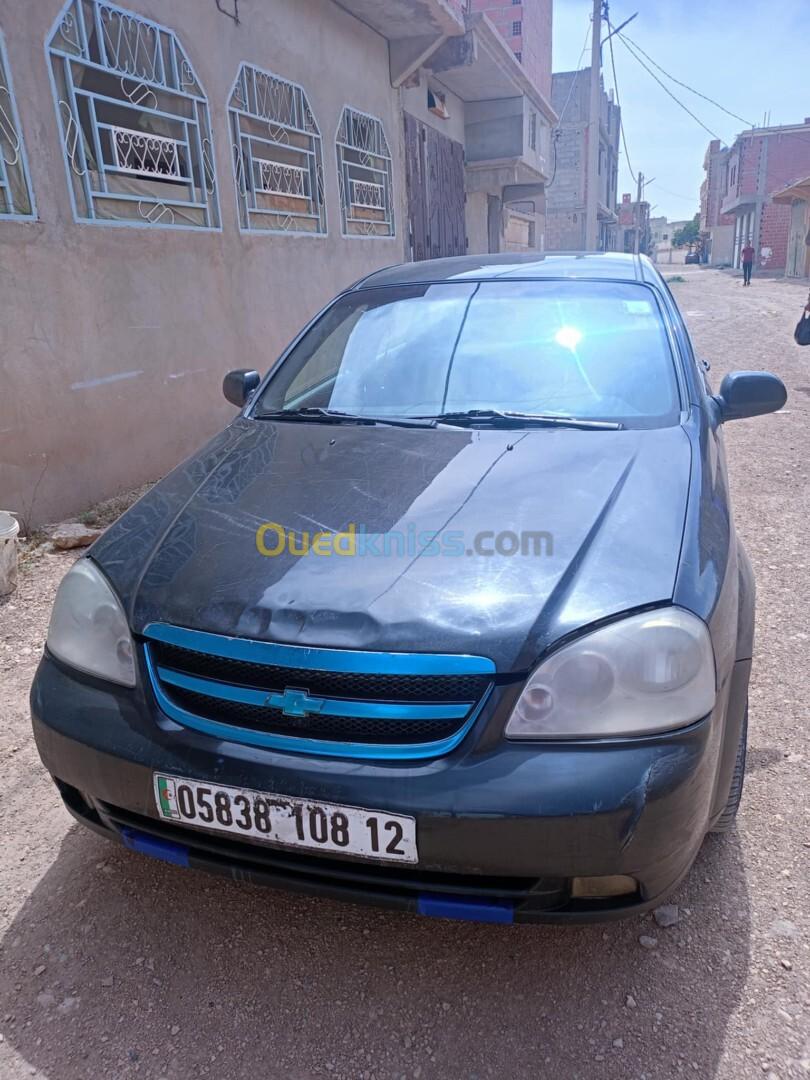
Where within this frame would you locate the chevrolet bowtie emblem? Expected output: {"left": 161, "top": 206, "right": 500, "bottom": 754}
{"left": 269, "top": 688, "right": 326, "bottom": 718}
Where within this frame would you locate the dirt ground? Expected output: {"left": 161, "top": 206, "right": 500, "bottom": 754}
{"left": 1, "top": 267, "right": 808, "bottom": 1080}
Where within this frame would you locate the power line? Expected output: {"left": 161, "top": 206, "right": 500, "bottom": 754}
{"left": 616, "top": 32, "right": 722, "bottom": 140}
{"left": 646, "top": 180, "right": 699, "bottom": 204}
{"left": 619, "top": 31, "right": 755, "bottom": 129}
{"left": 558, "top": 21, "right": 592, "bottom": 127}
{"left": 604, "top": 10, "right": 636, "bottom": 182}
{"left": 547, "top": 20, "right": 592, "bottom": 188}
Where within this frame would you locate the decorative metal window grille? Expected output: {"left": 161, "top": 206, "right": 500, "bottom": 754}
{"left": 336, "top": 106, "right": 394, "bottom": 238}
{"left": 0, "top": 30, "right": 35, "bottom": 220}
{"left": 351, "top": 180, "right": 385, "bottom": 210}
{"left": 512, "top": 20, "right": 522, "bottom": 36}
{"left": 228, "top": 63, "right": 326, "bottom": 235}
{"left": 111, "top": 126, "right": 182, "bottom": 178}
{"left": 46, "top": 1, "right": 220, "bottom": 229}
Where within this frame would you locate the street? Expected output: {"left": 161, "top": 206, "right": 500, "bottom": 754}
{"left": 1, "top": 267, "right": 808, "bottom": 1080}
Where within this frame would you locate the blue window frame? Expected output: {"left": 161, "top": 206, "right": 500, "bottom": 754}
{"left": 228, "top": 63, "right": 326, "bottom": 236}
{"left": 336, "top": 106, "right": 394, "bottom": 238}
{"left": 46, "top": 0, "right": 220, "bottom": 230}
{"left": 0, "top": 29, "right": 36, "bottom": 220}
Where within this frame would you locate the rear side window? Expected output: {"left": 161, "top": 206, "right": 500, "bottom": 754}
{"left": 256, "top": 280, "right": 681, "bottom": 428}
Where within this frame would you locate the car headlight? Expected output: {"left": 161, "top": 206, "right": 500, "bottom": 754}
{"left": 46, "top": 559, "right": 136, "bottom": 687}
{"left": 505, "top": 608, "right": 715, "bottom": 739}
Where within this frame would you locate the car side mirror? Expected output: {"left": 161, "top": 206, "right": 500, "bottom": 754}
{"left": 714, "top": 370, "right": 787, "bottom": 422}
{"left": 223, "top": 369, "right": 261, "bottom": 408}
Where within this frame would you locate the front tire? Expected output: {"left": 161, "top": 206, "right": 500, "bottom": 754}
{"left": 711, "top": 704, "right": 748, "bottom": 833}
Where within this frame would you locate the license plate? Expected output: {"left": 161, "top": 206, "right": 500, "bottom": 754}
{"left": 153, "top": 774, "right": 418, "bottom": 863}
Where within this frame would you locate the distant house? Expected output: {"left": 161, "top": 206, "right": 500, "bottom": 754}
{"left": 616, "top": 193, "right": 651, "bottom": 256}
{"left": 715, "top": 119, "right": 810, "bottom": 272}
{"left": 545, "top": 68, "right": 621, "bottom": 252}
{"left": 771, "top": 176, "right": 810, "bottom": 279}
{"left": 649, "top": 216, "right": 696, "bottom": 265}
{"left": 699, "top": 139, "right": 735, "bottom": 266}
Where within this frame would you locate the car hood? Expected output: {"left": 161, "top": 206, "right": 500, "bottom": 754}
{"left": 92, "top": 418, "right": 692, "bottom": 672}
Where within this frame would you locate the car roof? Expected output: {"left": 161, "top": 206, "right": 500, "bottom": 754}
{"left": 353, "top": 252, "right": 654, "bottom": 290}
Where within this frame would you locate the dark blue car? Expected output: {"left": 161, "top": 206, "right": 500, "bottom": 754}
{"left": 31, "top": 253, "right": 787, "bottom": 923}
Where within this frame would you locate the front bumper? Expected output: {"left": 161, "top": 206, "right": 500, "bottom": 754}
{"left": 31, "top": 654, "right": 723, "bottom": 923}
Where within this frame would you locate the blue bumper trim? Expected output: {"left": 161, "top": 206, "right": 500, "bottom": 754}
{"left": 143, "top": 622, "right": 496, "bottom": 676}
{"left": 121, "top": 827, "right": 189, "bottom": 868}
{"left": 417, "top": 894, "right": 514, "bottom": 924}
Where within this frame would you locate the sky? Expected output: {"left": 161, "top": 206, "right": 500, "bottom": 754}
{"left": 552, "top": 0, "right": 810, "bottom": 222}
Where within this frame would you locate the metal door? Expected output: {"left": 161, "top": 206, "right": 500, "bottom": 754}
{"left": 404, "top": 113, "right": 466, "bottom": 261}
{"left": 787, "top": 200, "right": 805, "bottom": 277}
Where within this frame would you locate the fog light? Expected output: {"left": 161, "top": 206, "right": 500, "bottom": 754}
{"left": 571, "top": 875, "right": 637, "bottom": 899}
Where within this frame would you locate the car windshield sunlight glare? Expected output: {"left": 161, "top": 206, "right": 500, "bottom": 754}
{"left": 254, "top": 280, "right": 680, "bottom": 429}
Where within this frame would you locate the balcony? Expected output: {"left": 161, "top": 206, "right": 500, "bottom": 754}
{"left": 464, "top": 96, "right": 549, "bottom": 194}
{"left": 425, "top": 13, "right": 555, "bottom": 194}
{"left": 335, "top": 0, "right": 465, "bottom": 86}
{"left": 334, "top": 0, "right": 463, "bottom": 40}
{"left": 721, "top": 191, "right": 760, "bottom": 216}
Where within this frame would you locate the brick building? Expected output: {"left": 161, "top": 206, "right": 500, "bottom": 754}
{"left": 544, "top": 68, "right": 620, "bottom": 251}
{"left": 699, "top": 138, "right": 735, "bottom": 265}
{"left": 617, "top": 192, "right": 651, "bottom": 255}
{"left": 719, "top": 120, "right": 810, "bottom": 272}
{"left": 468, "top": 0, "right": 553, "bottom": 99}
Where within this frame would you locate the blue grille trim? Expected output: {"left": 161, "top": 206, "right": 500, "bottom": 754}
{"left": 143, "top": 623, "right": 496, "bottom": 676}
{"left": 142, "top": 632, "right": 494, "bottom": 761}
{"left": 155, "top": 665, "right": 473, "bottom": 721}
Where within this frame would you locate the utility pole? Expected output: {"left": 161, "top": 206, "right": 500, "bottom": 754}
{"left": 634, "top": 170, "right": 644, "bottom": 255}
{"left": 585, "top": 0, "right": 602, "bottom": 251}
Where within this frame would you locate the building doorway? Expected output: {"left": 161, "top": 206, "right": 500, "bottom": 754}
{"left": 403, "top": 113, "right": 466, "bottom": 261}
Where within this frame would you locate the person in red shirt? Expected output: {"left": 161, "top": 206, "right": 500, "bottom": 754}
{"left": 741, "top": 240, "right": 755, "bottom": 286}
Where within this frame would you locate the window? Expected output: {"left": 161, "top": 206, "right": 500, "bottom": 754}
{"left": 427, "top": 87, "right": 449, "bottom": 120}
{"left": 512, "top": 20, "right": 522, "bottom": 36}
{"left": 46, "top": 0, "right": 219, "bottom": 229}
{"left": 512, "top": 0, "right": 521, "bottom": 5}
{"left": 529, "top": 110, "right": 537, "bottom": 152}
{"left": 0, "top": 29, "right": 35, "bottom": 219}
{"left": 335, "top": 106, "right": 394, "bottom": 238}
{"left": 228, "top": 64, "right": 325, "bottom": 236}
{"left": 514, "top": 50, "right": 522, "bottom": 63}
{"left": 254, "top": 281, "right": 680, "bottom": 429}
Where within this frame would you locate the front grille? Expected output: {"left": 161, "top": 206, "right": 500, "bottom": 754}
{"left": 143, "top": 624, "right": 495, "bottom": 759}
{"left": 169, "top": 687, "right": 463, "bottom": 745}
{"left": 150, "top": 641, "right": 489, "bottom": 702}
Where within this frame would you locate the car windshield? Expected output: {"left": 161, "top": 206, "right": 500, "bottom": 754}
{"left": 253, "top": 280, "right": 681, "bottom": 428}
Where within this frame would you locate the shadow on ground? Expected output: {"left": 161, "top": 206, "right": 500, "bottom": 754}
{"left": 1, "top": 823, "right": 750, "bottom": 1080}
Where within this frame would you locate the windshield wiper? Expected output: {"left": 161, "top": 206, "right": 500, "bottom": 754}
{"left": 420, "top": 409, "right": 623, "bottom": 430}
{"left": 256, "top": 407, "right": 435, "bottom": 428}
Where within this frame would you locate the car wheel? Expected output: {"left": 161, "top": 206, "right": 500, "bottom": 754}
{"left": 711, "top": 703, "right": 748, "bottom": 833}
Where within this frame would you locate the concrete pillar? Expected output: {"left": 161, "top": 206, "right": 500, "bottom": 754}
{"left": 735, "top": 216, "right": 742, "bottom": 268}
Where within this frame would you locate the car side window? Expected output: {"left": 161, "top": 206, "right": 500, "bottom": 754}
{"left": 656, "top": 276, "right": 708, "bottom": 400}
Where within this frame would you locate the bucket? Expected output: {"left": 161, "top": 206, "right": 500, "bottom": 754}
{"left": 0, "top": 511, "right": 20, "bottom": 597}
